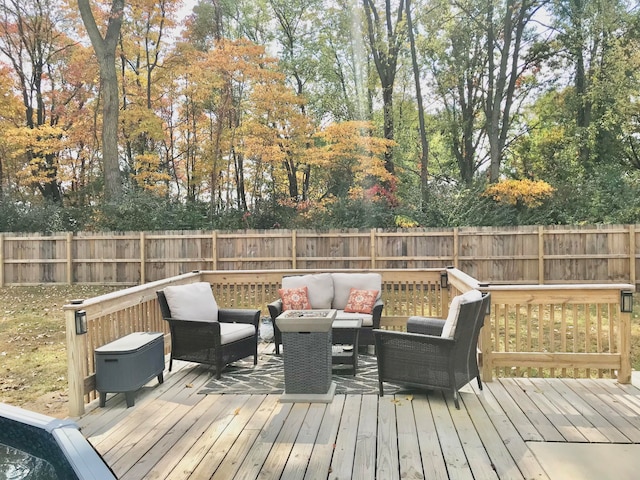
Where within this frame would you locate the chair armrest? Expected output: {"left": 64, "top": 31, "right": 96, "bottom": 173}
{"left": 267, "top": 299, "right": 283, "bottom": 320}
{"left": 373, "top": 328, "right": 454, "bottom": 346}
{"left": 406, "top": 316, "right": 445, "bottom": 336}
{"left": 218, "top": 308, "right": 260, "bottom": 327}
{"left": 371, "top": 300, "right": 384, "bottom": 328}
{"left": 165, "top": 317, "right": 222, "bottom": 334}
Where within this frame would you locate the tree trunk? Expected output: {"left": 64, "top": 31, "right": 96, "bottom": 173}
{"left": 78, "top": 0, "right": 124, "bottom": 203}
{"left": 406, "top": 0, "right": 429, "bottom": 209}
{"left": 362, "top": 0, "right": 405, "bottom": 176}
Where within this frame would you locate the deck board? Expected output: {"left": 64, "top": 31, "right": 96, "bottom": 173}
{"left": 413, "top": 395, "right": 448, "bottom": 480}
{"left": 76, "top": 344, "right": 640, "bottom": 480}
{"left": 376, "top": 395, "right": 400, "bottom": 480}
{"left": 280, "top": 402, "right": 326, "bottom": 480}
{"left": 303, "top": 395, "right": 345, "bottom": 480}
{"left": 395, "top": 394, "right": 424, "bottom": 479}
{"left": 352, "top": 394, "right": 378, "bottom": 480}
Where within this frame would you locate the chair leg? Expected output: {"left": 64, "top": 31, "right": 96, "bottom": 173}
{"left": 476, "top": 375, "right": 483, "bottom": 391}
{"left": 169, "top": 355, "right": 173, "bottom": 372}
{"left": 378, "top": 380, "right": 384, "bottom": 396}
{"left": 453, "top": 391, "right": 460, "bottom": 409}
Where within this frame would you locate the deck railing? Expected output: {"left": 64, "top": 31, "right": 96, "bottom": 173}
{"left": 63, "top": 268, "right": 633, "bottom": 417}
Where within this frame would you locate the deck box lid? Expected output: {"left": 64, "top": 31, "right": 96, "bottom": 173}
{"left": 95, "top": 332, "right": 163, "bottom": 354}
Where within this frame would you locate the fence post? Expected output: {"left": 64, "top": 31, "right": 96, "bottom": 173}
{"left": 140, "top": 232, "right": 146, "bottom": 284}
{"left": 66, "top": 232, "right": 73, "bottom": 284}
{"left": 453, "top": 228, "right": 459, "bottom": 268}
{"left": 291, "top": 230, "right": 297, "bottom": 269}
{"left": 0, "top": 233, "right": 4, "bottom": 287}
{"left": 538, "top": 225, "right": 545, "bottom": 285}
{"left": 212, "top": 231, "right": 217, "bottom": 270}
{"left": 370, "top": 229, "right": 376, "bottom": 269}
{"left": 65, "top": 306, "right": 86, "bottom": 416}
{"left": 630, "top": 225, "right": 636, "bottom": 287}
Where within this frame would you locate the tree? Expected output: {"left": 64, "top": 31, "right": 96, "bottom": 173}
{"left": 405, "top": 0, "right": 429, "bottom": 209}
{"left": 77, "top": 0, "right": 124, "bottom": 202}
{"left": 420, "top": 0, "right": 487, "bottom": 185}
{"left": 362, "top": 0, "right": 406, "bottom": 175}
{"left": 118, "top": 0, "right": 176, "bottom": 191}
{"left": 481, "top": 0, "right": 546, "bottom": 182}
{"left": 550, "top": 0, "right": 639, "bottom": 170}
{"left": 0, "top": 0, "right": 74, "bottom": 202}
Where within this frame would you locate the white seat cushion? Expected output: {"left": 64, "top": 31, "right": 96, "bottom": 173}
{"left": 441, "top": 290, "right": 482, "bottom": 338}
{"left": 281, "top": 273, "right": 333, "bottom": 309}
{"left": 220, "top": 323, "right": 255, "bottom": 344}
{"left": 331, "top": 273, "right": 382, "bottom": 310}
{"left": 163, "top": 282, "right": 219, "bottom": 322}
{"left": 335, "top": 310, "right": 373, "bottom": 327}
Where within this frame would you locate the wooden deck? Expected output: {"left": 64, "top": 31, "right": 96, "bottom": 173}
{"left": 76, "top": 344, "right": 640, "bottom": 480}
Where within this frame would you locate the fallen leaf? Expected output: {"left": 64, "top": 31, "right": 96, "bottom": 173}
{"left": 185, "top": 383, "right": 193, "bottom": 388}
{"left": 405, "top": 394, "right": 414, "bottom": 401}
{"left": 234, "top": 408, "right": 241, "bottom": 415}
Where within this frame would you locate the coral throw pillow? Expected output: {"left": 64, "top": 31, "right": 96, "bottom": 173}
{"left": 279, "top": 286, "right": 311, "bottom": 311}
{"left": 344, "top": 288, "right": 379, "bottom": 314}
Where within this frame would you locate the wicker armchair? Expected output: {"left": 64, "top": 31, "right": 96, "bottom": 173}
{"left": 373, "top": 293, "right": 490, "bottom": 409}
{"left": 157, "top": 286, "right": 259, "bottom": 379}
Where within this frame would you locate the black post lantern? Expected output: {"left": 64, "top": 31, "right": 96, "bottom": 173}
{"left": 75, "top": 310, "right": 87, "bottom": 335}
{"left": 440, "top": 271, "right": 448, "bottom": 289}
{"left": 621, "top": 290, "right": 634, "bottom": 313}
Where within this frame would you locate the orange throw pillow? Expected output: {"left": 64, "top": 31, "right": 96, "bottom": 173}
{"left": 344, "top": 288, "right": 379, "bottom": 314}
{"left": 279, "top": 286, "right": 311, "bottom": 310}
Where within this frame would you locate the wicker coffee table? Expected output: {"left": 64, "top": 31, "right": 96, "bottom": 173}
{"left": 331, "top": 318, "right": 362, "bottom": 375}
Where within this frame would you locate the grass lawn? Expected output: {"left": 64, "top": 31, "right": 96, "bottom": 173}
{"left": 0, "top": 284, "right": 638, "bottom": 418}
{"left": 0, "top": 285, "right": 120, "bottom": 417}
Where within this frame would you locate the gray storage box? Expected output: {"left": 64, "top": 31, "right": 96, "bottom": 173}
{"left": 95, "top": 332, "right": 164, "bottom": 407}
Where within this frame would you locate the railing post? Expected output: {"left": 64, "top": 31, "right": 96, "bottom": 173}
{"left": 618, "top": 308, "right": 632, "bottom": 384}
{"left": 65, "top": 305, "right": 87, "bottom": 416}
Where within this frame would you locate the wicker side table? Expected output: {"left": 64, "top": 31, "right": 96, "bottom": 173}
{"left": 276, "top": 309, "right": 337, "bottom": 403}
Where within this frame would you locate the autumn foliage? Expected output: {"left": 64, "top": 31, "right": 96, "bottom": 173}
{"left": 0, "top": 1, "right": 397, "bottom": 220}
{"left": 484, "top": 179, "right": 555, "bottom": 208}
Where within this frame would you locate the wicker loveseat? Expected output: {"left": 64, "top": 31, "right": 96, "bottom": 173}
{"left": 267, "top": 272, "right": 383, "bottom": 354}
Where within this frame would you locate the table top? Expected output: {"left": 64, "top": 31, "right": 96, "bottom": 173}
{"left": 277, "top": 309, "right": 336, "bottom": 320}
{"left": 332, "top": 318, "right": 363, "bottom": 329}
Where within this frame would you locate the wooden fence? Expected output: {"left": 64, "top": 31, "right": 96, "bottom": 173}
{"left": 63, "top": 267, "right": 634, "bottom": 417}
{"left": 2, "top": 224, "right": 639, "bottom": 287}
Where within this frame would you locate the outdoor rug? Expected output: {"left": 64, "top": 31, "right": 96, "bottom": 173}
{"left": 199, "top": 353, "right": 408, "bottom": 396}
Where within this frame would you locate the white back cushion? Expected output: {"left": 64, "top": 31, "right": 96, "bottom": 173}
{"left": 331, "top": 273, "right": 382, "bottom": 310}
{"left": 281, "top": 273, "right": 333, "bottom": 309}
{"left": 163, "top": 282, "right": 219, "bottom": 322}
{"left": 441, "top": 289, "right": 482, "bottom": 338}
